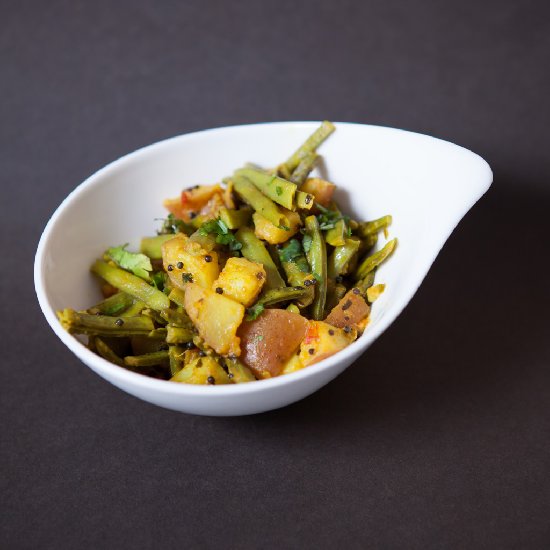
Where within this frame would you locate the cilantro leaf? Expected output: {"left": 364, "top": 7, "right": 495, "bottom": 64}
{"left": 246, "top": 303, "right": 265, "bottom": 321}
{"left": 157, "top": 213, "right": 193, "bottom": 235}
{"left": 315, "top": 203, "right": 350, "bottom": 231}
{"left": 279, "top": 239, "right": 303, "bottom": 263}
{"left": 275, "top": 186, "right": 283, "bottom": 196}
{"left": 107, "top": 244, "right": 152, "bottom": 280}
{"left": 198, "top": 218, "right": 243, "bottom": 251}
{"left": 302, "top": 234, "right": 313, "bottom": 254}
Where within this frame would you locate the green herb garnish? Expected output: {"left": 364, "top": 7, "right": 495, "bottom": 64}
{"left": 199, "top": 218, "right": 243, "bottom": 251}
{"left": 246, "top": 303, "right": 265, "bottom": 321}
{"left": 106, "top": 244, "right": 152, "bottom": 280}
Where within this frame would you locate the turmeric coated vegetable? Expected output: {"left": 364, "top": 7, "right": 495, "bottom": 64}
{"left": 58, "top": 121, "right": 396, "bottom": 385}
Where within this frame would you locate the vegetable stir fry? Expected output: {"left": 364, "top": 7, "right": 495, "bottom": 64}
{"left": 57, "top": 122, "right": 397, "bottom": 384}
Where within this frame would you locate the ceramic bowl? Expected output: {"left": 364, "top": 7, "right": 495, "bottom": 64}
{"left": 34, "top": 122, "right": 492, "bottom": 415}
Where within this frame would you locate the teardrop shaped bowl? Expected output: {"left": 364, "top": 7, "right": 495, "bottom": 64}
{"left": 34, "top": 122, "right": 493, "bottom": 416}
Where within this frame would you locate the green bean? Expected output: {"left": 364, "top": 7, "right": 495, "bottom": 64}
{"left": 235, "top": 226, "right": 286, "bottom": 290}
{"left": 166, "top": 326, "right": 194, "bottom": 344}
{"left": 124, "top": 351, "right": 169, "bottom": 368}
{"left": 357, "top": 215, "right": 392, "bottom": 238}
{"left": 233, "top": 176, "right": 288, "bottom": 227}
{"left": 189, "top": 229, "right": 217, "bottom": 251}
{"left": 169, "top": 346, "right": 186, "bottom": 376}
{"left": 289, "top": 152, "right": 318, "bottom": 186}
{"left": 279, "top": 121, "right": 335, "bottom": 176}
{"left": 286, "top": 303, "right": 300, "bottom": 314}
{"left": 327, "top": 237, "right": 360, "bottom": 278}
{"left": 304, "top": 215, "right": 327, "bottom": 320}
{"left": 355, "top": 238, "right": 397, "bottom": 280}
{"left": 94, "top": 337, "right": 125, "bottom": 366}
{"left": 168, "top": 288, "right": 186, "bottom": 308}
{"left": 91, "top": 260, "right": 170, "bottom": 311}
{"left": 120, "top": 300, "right": 146, "bottom": 317}
{"left": 160, "top": 307, "right": 193, "bottom": 328}
{"left": 255, "top": 285, "right": 311, "bottom": 308}
{"left": 355, "top": 271, "right": 377, "bottom": 296}
{"left": 225, "top": 357, "right": 256, "bottom": 383}
{"left": 57, "top": 309, "right": 154, "bottom": 337}
{"left": 325, "top": 219, "right": 347, "bottom": 247}
{"left": 296, "top": 191, "right": 314, "bottom": 210}
{"left": 87, "top": 292, "right": 134, "bottom": 316}
{"left": 219, "top": 206, "right": 252, "bottom": 229}
{"left": 235, "top": 168, "right": 297, "bottom": 210}
{"left": 277, "top": 242, "right": 315, "bottom": 307}
{"left": 140, "top": 234, "right": 176, "bottom": 260}
{"left": 325, "top": 281, "right": 347, "bottom": 313}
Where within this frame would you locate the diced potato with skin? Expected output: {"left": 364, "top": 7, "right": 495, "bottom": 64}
{"left": 299, "top": 321, "right": 357, "bottom": 367}
{"left": 325, "top": 288, "right": 370, "bottom": 329}
{"left": 253, "top": 209, "right": 301, "bottom": 245}
{"left": 161, "top": 234, "right": 220, "bottom": 290}
{"left": 301, "top": 178, "right": 336, "bottom": 207}
{"left": 281, "top": 352, "right": 305, "bottom": 375}
{"left": 184, "top": 283, "right": 245, "bottom": 356}
{"left": 212, "top": 257, "right": 266, "bottom": 307}
{"left": 171, "top": 355, "right": 230, "bottom": 385}
{"left": 238, "top": 309, "right": 308, "bottom": 378}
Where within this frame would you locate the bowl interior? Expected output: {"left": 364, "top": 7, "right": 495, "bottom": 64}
{"left": 35, "top": 122, "right": 492, "bottom": 412}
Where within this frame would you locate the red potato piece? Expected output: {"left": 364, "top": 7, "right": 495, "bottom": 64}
{"left": 325, "top": 288, "right": 370, "bottom": 329}
{"left": 238, "top": 309, "right": 308, "bottom": 379}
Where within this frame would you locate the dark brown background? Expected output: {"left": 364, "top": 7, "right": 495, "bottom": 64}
{"left": 2, "top": 1, "right": 549, "bottom": 548}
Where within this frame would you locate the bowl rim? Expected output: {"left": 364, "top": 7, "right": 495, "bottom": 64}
{"left": 34, "top": 120, "right": 492, "bottom": 396}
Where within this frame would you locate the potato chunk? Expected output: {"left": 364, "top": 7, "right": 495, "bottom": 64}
{"left": 212, "top": 257, "right": 266, "bottom": 307}
{"left": 238, "top": 309, "right": 308, "bottom": 378}
{"left": 301, "top": 178, "right": 336, "bottom": 207}
{"left": 325, "top": 288, "right": 370, "bottom": 329}
{"left": 253, "top": 209, "right": 301, "bottom": 245}
{"left": 171, "top": 355, "right": 230, "bottom": 385}
{"left": 299, "top": 321, "right": 357, "bottom": 367}
{"left": 161, "top": 234, "right": 219, "bottom": 290}
{"left": 184, "top": 283, "right": 245, "bottom": 356}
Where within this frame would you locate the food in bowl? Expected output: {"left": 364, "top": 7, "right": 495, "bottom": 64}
{"left": 57, "top": 121, "right": 397, "bottom": 384}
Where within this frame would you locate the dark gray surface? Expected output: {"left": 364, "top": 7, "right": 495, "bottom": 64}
{"left": 2, "top": 1, "right": 550, "bottom": 548}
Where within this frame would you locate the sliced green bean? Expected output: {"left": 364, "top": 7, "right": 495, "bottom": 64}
{"left": 124, "top": 351, "right": 169, "bottom": 368}
{"left": 327, "top": 237, "right": 361, "bottom": 279}
{"left": 57, "top": 309, "right": 154, "bottom": 337}
{"left": 255, "top": 286, "right": 311, "bottom": 308}
{"left": 140, "top": 234, "right": 176, "bottom": 260}
{"left": 169, "top": 346, "right": 186, "bottom": 376}
{"left": 355, "top": 238, "right": 397, "bottom": 280}
{"left": 166, "top": 326, "right": 194, "bottom": 344}
{"left": 120, "top": 300, "right": 146, "bottom": 317}
{"left": 279, "top": 121, "right": 335, "bottom": 176}
{"left": 160, "top": 307, "right": 193, "bottom": 328}
{"left": 325, "top": 219, "right": 347, "bottom": 247}
{"left": 355, "top": 271, "right": 377, "bottom": 296}
{"left": 94, "top": 337, "right": 125, "bottom": 366}
{"left": 235, "top": 168, "right": 297, "bottom": 210}
{"left": 304, "top": 215, "right": 327, "bottom": 320}
{"left": 233, "top": 176, "right": 288, "bottom": 227}
{"left": 219, "top": 206, "right": 252, "bottom": 229}
{"left": 168, "top": 288, "right": 186, "bottom": 308}
{"left": 236, "top": 226, "right": 286, "bottom": 290}
{"left": 289, "top": 152, "right": 318, "bottom": 186}
{"left": 296, "top": 191, "right": 314, "bottom": 210}
{"left": 91, "top": 260, "right": 170, "bottom": 311}
{"left": 357, "top": 215, "right": 392, "bottom": 238}
{"left": 87, "top": 292, "right": 134, "bottom": 316}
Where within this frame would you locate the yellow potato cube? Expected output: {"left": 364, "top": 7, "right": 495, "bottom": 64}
{"left": 281, "top": 353, "right": 305, "bottom": 375}
{"left": 161, "top": 234, "right": 219, "bottom": 290}
{"left": 212, "top": 257, "right": 266, "bottom": 307}
{"left": 253, "top": 209, "right": 301, "bottom": 245}
{"left": 184, "top": 283, "right": 245, "bottom": 356}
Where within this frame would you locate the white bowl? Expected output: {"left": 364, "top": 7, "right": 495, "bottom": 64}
{"left": 34, "top": 122, "right": 492, "bottom": 416}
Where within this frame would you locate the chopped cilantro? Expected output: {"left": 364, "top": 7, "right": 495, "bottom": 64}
{"left": 106, "top": 244, "right": 152, "bottom": 280}
{"left": 302, "top": 234, "right": 313, "bottom": 254}
{"left": 279, "top": 239, "right": 303, "bottom": 263}
{"left": 182, "top": 272, "right": 194, "bottom": 283}
{"left": 157, "top": 213, "right": 193, "bottom": 235}
{"left": 198, "top": 218, "right": 243, "bottom": 251}
{"left": 316, "top": 203, "right": 350, "bottom": 231}
{"left": 150, "top": 271, "right": 166, "bottom": 291}
{"left": 276, "top": 186, "right": 283, "bottom": 196}
{"left": 246, "top": 303, "right": 265, "bottom": 321}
